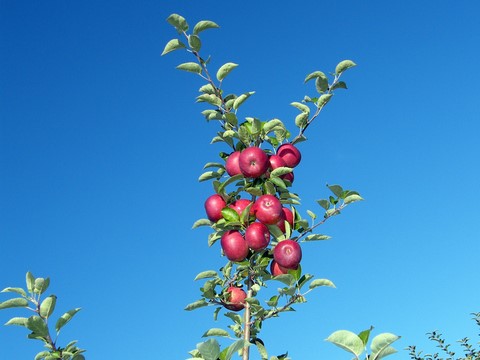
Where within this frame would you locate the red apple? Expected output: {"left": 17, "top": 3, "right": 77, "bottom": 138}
{"left": 253, "top": 194, "right": 283, "bottom": 225}
{"left": 225, "top": 151, "right": 242, "bottom": 176}
{"left": 221, "top": 230, "right": 249, "bottom": 262}
{"left": 273, "top": 239, "right": 302, "bottom": 269}
{"left": 224, "top": 286, "right": 246, "bottom": 311}
{"left": 277, "top": 143, "right": 302, "bottom": 168}
{"left": 204, "top": 194, "right": 226, "bottom": 222}
{"left": 229, "top": 199, "right": 254, "bottom": 218}
{"left": 268, "top": 154, "right": 287, "bottom": 171}
{"left": 282, "top": 171, "right": 294, "bottom": 184}
{"left": 245, "top": 222, "right": 270, "bottom": 251}
{"left": 270, "top": 260, "right": 290, "bottom": 276}
{"left": 276, "top": 207, "right": 294, "bottom": 233}
{"left": 239, "top": 147, "right": 269, "bottom": 178}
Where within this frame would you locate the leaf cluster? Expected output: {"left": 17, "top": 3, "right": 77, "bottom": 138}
{"left": 0, "top": 272, "right": 85, "bottom": 360}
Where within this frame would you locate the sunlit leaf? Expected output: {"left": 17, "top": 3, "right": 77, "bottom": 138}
{"left": 55, "top": 308, "right": 81, "bottom": 333}
{"left": 197, "top": 338, "right": 221, "bottom": 360}
{"left": 166, "top": 13, "right": 189, "bottom": 33}
{"left": 303, "top": 234, "right": 331, "bottom": 241}
{"left": 304, "top": 71, "right": 326, "bottom": 84}
{"left": 217, "top": 62, "right": 238, "bottom": 81}
{"left": 0, "top": 297, "right": 28, "bottom": 310}
{"left": 335, "top": 60, "right": 357, "bottom": 75}
{"left": 177, "top": 62, "right": 202, "bottom": 74}
{"left": 315, "top": 74, "right": 329, "bottom": 93}
{"left": 194, "top": 270, "right": 218, "bottom": 281}
{"left": 26, "top": 316, "right": 49, "bottom": 337}
{"left": 358, "top": 326, "right": 374, "bottom": 347}
{"left": 161, "top": 39, "right": 186, "bottom": 56}
{"left": 193, "top": 20, "right": 220, "bottom": 35}
{"left": 370, "top": 333, "right": 401, "bottom": 360}
{"left": 1, "top": 287, "right": 26, "bottom": 297}
{"left": 202, "top": 328, "right": 230, "bottom": 337}
{"left": 290, "top": 102, "right": 310, "bottom": 114}
{"left": 188, "top": 35, "right": 202, "bottom": 52}
{"left": 192, "top": 218, "right": 212, "bottom": 229}
{"left": 233, "top": 91, "right": 255, "bottom": 110}
{"left": 317, "top": 93, "right": 333, "bottom": 107}
{"left": 185, "top": 299, "right": 209, "bottom": 311}
{"left": 309, "top": 278, "right": 335, "bottom": 289}
{"left": 344, "top": 194, "right": 364, "bottom": 204}
{"left": 326, "top": 330, "right": 364, "bottom": 357}
{"left": 5, "top": 317, "right": 28, "bottom": 326}
{"left": 39, "top": 295, "right": 56, "bottom": 319}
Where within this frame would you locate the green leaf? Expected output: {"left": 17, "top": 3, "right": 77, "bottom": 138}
{"left": 185, "top": 299, "right": 209, "bottom": 311}
{"left": 303, "top": 234, "right": 331, "bottom": 241}
{"left": 316, "top": 199, "right": 330, "bottom": 210}
{"left": 176, "top": 62, "right": 203, "bottom": 74}
{"left": 295, "top": 112, "right": 309, "bottom": 128}
{"left": 166, "top": 13, "right": 189, "bottom": 33}
{"left": 217, "top": 62, "right": 238, "bottom": 81}
{"left": 272, "top": 274, "right": 296, "bottom": 287}
{"left": 304, "top": 70, "right": 326, "bottom": 84}
{"left": 26, "top": 316, "right": 49, "bottom": 337}
{"left": 26, "top": 272, "right": 35, "bottom": 293}
{"left": 161, "top": 39, "right": 186, "bottom": 56}
{"left": 202, "top": 328, "right": 230, "bottom": 337}
{"left": 39, "top": 295, "right": 56, "bottom": 319}
{"left": 332, "top": 81, "right": 348, "bottom": 90}
{"left": 203, "top": 162, "right": 224, "bottom": 169}
{"left": 193, "top": 20, "right": 220, "bottom": 35}
{"left": 72, "top": 355, "right": 85, "bottom": 360}
{"left": 263, "top": 119, "right": 285, "bottom": 134}
{"left": 5, "top": 317, "right": 28, "bottom": 326}
{"left": 233, "top": 91, "right": 254, "bottom": 110}
{"left": 198, "top": 170, "right": 222, "bottom": 182}
{"left": 290, "top": 102, "right": 310, "bottom": 114}
{"left": 315, "top": 74, "right": 329, "bottom": 93}
{"left": 309, "top": 278, "right": 336, "bottom": 289}
{"left": 194, "top": 270, "right": 218, "bottom": 281}
{"left": 0, "top": 297, "right": 29, "bottom": 310}
{"left": 256, "top": 340, "right": 268, "bottom": 360}
{"left": 197, "top": 94, "right": 222, "bottom": 107}
{"left": 328, "top": 184, "right": 344, "bottom": 197}
{"left": 34, "top": 277, "right": 49, "bottom": 294}
{"left": 326, "top": 330, "right": 364, "bottom": 357}
{"left": 344, "top": 194, "right": 364, "bottom": 204}
{"left": 221, "top": 207, "right": 240, "bottom": 222}
{"left": 223, "top": 339, "right": 248, "bottom": 360}
{"left": 188, "top": 35, "right": 202, "bottom": 52}
{"left": 306, "top": 210, "right": 316, "bottom": 219}
{"left": 224, "top": 113, "right": 238, "bottom": 126}
{"left": 317, "top": 93, "right": 333, "bottom": 107}
{"left": 192, "top": 218, "right": 212, "bottom": 229}
{"left": 55, "top": 308, "right": 81, "bottom": 333}
{"left": 197, "top": 338, "right": 221, "bottom": 360}
{"left": 270, "top": 167, "right": 293, "bottom": 178}
{"left": 370, "top": 333, "right": 401, "bottom": 360}
{"left": 217, "top": 174, "right": 243, "bottom": 194}
{"left": 1, "top": 287, "right": 27, "bottom": 297}
{"left": 335, "top": 60, "right": 357, "bottom": 75}
{"left": 199, "top": 83, "right": 216, "bottom": 94}
{"left": 358, "top": 326, "right": 374, "bottom": 347}
{"left": 35, "top": 351, "right": 51, "bottom": 360}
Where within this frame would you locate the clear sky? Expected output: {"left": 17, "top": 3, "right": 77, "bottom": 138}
{"left": 1, "top": 1, "right": 479, "bottom": 359}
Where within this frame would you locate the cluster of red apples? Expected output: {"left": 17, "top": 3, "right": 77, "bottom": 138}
{"left": 204, "top": 144, "right": 303, "bottom": 311}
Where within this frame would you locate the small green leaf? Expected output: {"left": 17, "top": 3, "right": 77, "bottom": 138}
{"left": 197, "top": 338, "right": 221, "bottom": 360}
{"left": 295, "top": 112, "right": 309, "bottom": 128}
{"left": 224, "top": 113, "right": 238, "bottom": 126}
{"left": 35, "top": 351, "right": 51, "bottom": 360}
{"left": 194, "top": 270, "right": 218, "bottom": 281}
{"left": 188, "top": 35, "right": 202, "bottom": 52}
{"left": 309, "top": 278, "right": 336, "bottom": 289}
{"left": 185, "top": 299, "right": 209, "bottom": 311}
{"left": 5, "top": 317, "right": 28, "bottom": 326}
{"left": 304, "top": 71, "right": 326, "bottom": 84}
{"left": 202, "top": 328, "right": 230, "bottom": 337}
{"left": 304, "top": 234, "right": 331, "bottom": 241}
{"left": 233, "top": 91, "right": 254, "bottom": 110}
{"left": 326, "top": 330, "right": 364, "bottom": 357}
{"left": 315, "top": 74, "right": 329, "bottom": 93}
{"left": 197, "top": 94, "right": 222, "bottom": 107}
{"left": 332, "top": 81, "right": 348, "bottom": 90}
{"left": 306, "top": 210, "right": 316, "bottom": 219}
{"left": 272, "top": 274, "right": 296, "bottom": 287}
{"left": 198, "top": 170, "right": 222, "bottom": 182}
{"left": 192, "top": 218, "right": 212, "bottom": 229}
{"left": 1, "top": 287, "right": 27, "bottom": 297}
{"left": 358, "top": 326, "right": 374, "bottom": 347}
{"left": 166, "top": 13, "right": 189, "bottom": 33}
{"left": 335, "top": 60, "right": 357, "bottom": 75}
{"left": 26, "top": 272, "right": 35, "bottom": 293}
{"left": 34, "top": 277, "right": 49, "bottom": 294}
{"left": 223, "top": 339, "right": 248, "bottom": 360}
{"left": 217, "top": 62, "right": 238, "bottom": 81}
{"left": 55, "top": 308, "right": 81, "bottom": 333}
{"left": 256, "top": 340, "right": 268, "bottom": 360}
{"left": 39, "top": 295, "right": 57, "bottom": 319}
{"left": 0, "top": 297, "right": 29, "bottom": 310}
{"left": 221, "top": 208, "right": 240, "bottom": 222}
{"left": 270, "top": 167, "right": 293, "bottom": 178}
{"left": 193, "top": 20, "right": 220, "bottom": 35}
{"left": 199, "top": 83, "right": 216, "bottom": 94}
{"left": 328, "top": 184, "right": 344, "bottom": 197}
{"left": 26, "top": 316, "right": 49, "bottom": 337}
{"left": 317, "top": 93, "right": 333, "bottom": 107}
{"left": 176, "top": 62, "right": 203, "bottom": 74}
{"left": 344, "top": 194, "right": 364, "bottom": 204}
{"left": 161, "top": 39, "right": 186, "bottom": 56}
{"left": 370, "top": 333, "right": 401, "bottom": 360}
{"left": 217, "top": 174, "right": 243, "bottom": 194}
{"left": 316, "top": 199, "right": 330, "bottom": 210}
{"left": 290, "top": 102, "right": 310, "bottom": 114}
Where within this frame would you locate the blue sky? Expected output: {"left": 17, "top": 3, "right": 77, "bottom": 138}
{"left": 1, "top": 1, "right": 479, "bottom": 359}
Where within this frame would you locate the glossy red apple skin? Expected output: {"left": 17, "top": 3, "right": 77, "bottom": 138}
{"left": 277, "top": 143, "right": 302, "bottom": 168}
{"left": 245, "top": 222, "right": 270, "bottom": 251}
{"left": 229, "top": 199, "right": 254, "bottom": 218}
{"left": 273, "top": 239, "right": 302, "bottom": 269}
{"left": 238, "top": 147, "right": 269, "bottom": 178}
{"left": 221, "top": 230, "right": 249, "bottom": 262}
{"left": 204, "top": 194, "right": 226, "bottom": 222}
{"left": 225, "top": 151, "right": 242, "bottom": 176}
{"left": 253, "top": 195, "right": 283, "bottom": 225}
{"left": 270, "top": 260, "right": 290, "bottom": 276}
{"left": 282, "top": 171, "right": 294, "bottom": 184}
{"left": 276, "top": 207, "right": 294, "bottom": 233}
{"left": 224, "top": 286, "right": 247, "bottom": 311}
{"left": 268, "top": 154, "right": 287, "bottom": 171}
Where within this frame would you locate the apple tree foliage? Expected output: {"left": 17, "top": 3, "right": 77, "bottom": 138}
{"left": 0, "top": 272, "right": 85, "bottom": 360}
{"left": 163, "top": 13, "right": 398, "bottom": 360}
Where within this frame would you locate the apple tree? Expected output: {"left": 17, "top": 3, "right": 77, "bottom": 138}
{"left": 163, "top": 13, "right": 389, "bottom": 360}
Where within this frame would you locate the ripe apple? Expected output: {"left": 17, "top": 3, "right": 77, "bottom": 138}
{"left": 282, "top": 171, "right": 294, "bottom": 184}
{"left": 225, "top": 151, "right": 242, "bottom": 176}
{"left": 239, "top": 147, "right": 269, "bottom": 178}
{"left": 273, "top": 239, "right": 302, "bottom": 269}
{"left": 229, "top": 199, "right": 254, "bottom": 219}
{"left": 253, "top": 194, "right": 283, "bottom": 225}
{"left": 277, "top": 143, "right": 301, "bottom": 168}
{"left": 268, "top": 154, "right": 287, "bottom": 171}
{"left": 221, "top": 230, "right": 249, "bottom": 262}
{"left": 245, "top": 222, "right": 270, "bottom": 251}
{"left": 270, "top": 260, "right": 290, "bottom": 276}
{"left": 276, "top": 207, "right": 294, "bottom": 233}
{"left": 224, "top": 286, "right": 247, "bottom": 311}
{"left": 204, "top": 194, "right": 226, "bottom": 222}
